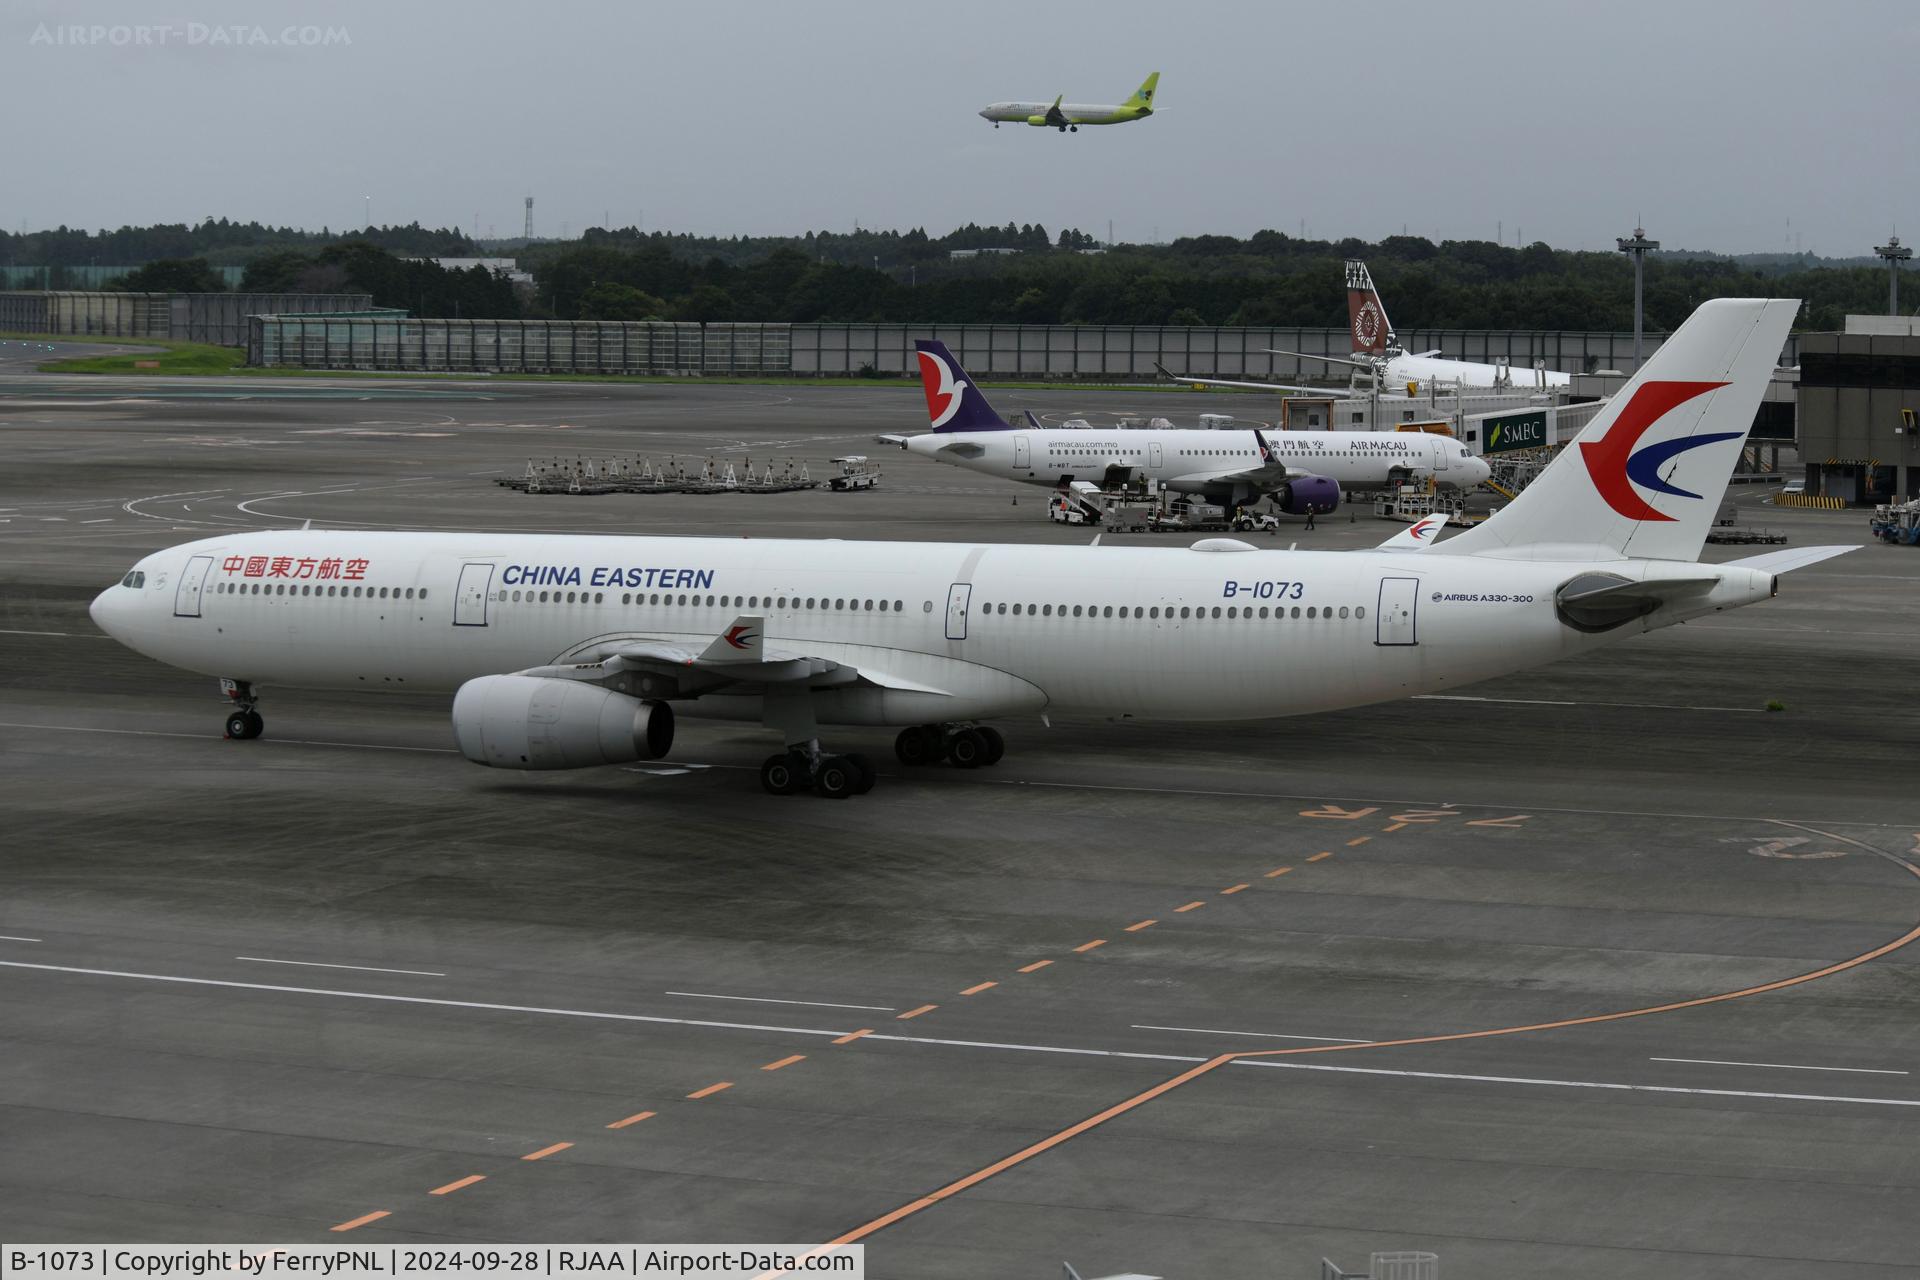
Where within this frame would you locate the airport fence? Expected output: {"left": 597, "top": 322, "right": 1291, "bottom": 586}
{"left": 0, "top": 290, "right": 374, "bottom": 345}
{"left": 246, "top": 315, "right": 792, "bottom": 375}
{"left": 790, "top": 323, "right": 1748, "bottom": 379}
{"left": 237, "top": 318, "right": 1804, "bottom": 380}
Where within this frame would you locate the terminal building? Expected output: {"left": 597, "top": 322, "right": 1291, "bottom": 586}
{"left": 1796, "top": 315, "right": 1920, "bottom": 504}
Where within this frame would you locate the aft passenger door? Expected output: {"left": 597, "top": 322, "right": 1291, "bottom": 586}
{"left": 172, "top": 554, "right": 212, "bottom": 618}
{"left": 945, "top": 583, "right": 972, "bottom": 640}
{"left": 454, "top": 562, "right": 494, "bottom": 627}
{"left": 1014, "top": 437, "right": 1030, "bottom": 470}
{"left": 1376, "top": 577, "right": 1418, "bottom": 645}
{"left": 1149, "top": 441, "right": 1163, "bottom": 468}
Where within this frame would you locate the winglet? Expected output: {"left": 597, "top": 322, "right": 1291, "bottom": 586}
{"left": 699, "top": 615, "right": 765, "bottom": 663}
{"left": 1376, "top": 511, "right": 1450, "bottom": 550}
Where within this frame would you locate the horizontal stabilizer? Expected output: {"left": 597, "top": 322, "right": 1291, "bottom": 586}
{"left": 1721, "top": 544, "right": 1860, "bottom": 574}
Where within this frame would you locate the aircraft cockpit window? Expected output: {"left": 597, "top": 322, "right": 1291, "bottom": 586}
{"left": 120, "top": 570, "right": 148, "bottom": 588}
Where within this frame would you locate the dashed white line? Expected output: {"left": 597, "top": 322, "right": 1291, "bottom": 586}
{"left": 0, "top": 936, "right": 42, "bottom": 943}
{"left": 0, "top": 630, "right": 113, "bottom": 639}
{"left": 4, "top": 960, "right": 1918, "bottom": 1111}
{"left": 1650, "top": 1056, "right": 1909, "bottom": 1076}
{"left": 1415, "top": 694, "right": 1763, "bottom": 714}
{"left": 666, "top": 990, "right": 896, "bottom": 1012}
{"left": 237, "top": 956, "right": 447, "bottom": 978}
{"left": 1132, "top": 1023, "right": 1371, "bottom": 1044}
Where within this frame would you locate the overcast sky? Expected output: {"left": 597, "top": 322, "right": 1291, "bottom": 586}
{"left": 7, "top": 0, "right": 1917, "bottom": 255}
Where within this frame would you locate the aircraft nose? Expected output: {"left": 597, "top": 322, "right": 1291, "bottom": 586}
{"left": 89, "top": 585, "right": 120, "bottom": 636}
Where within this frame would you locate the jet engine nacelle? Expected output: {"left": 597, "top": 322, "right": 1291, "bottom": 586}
{"left": 1273, "top": 474, "right": 1340, "bottom": 516}
{"left": 452, "top": 674, "right": 673, "bottom": 770}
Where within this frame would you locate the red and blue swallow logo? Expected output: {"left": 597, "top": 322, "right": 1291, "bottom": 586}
{"left": 1579, "top": 380, "right": 1740, "bottom": 522}
{"left": 1409, "top": 516, "right": 1439, "bottom": 540}
{"left": 723, "top": 625, "right": 757, "bottom": 650}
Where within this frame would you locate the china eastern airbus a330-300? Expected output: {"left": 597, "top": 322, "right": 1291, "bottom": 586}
{"left": 92, "top": 298, "right": 1846, "bottom": 799}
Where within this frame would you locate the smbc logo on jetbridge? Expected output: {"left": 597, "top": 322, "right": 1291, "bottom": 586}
{"left": 1483, "top": 410, "right": 1549, "bottom": 454}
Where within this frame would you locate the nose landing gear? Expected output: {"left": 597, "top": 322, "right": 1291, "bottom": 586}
{"left": 220, "top": 679, "right": 263, "bottom": 740}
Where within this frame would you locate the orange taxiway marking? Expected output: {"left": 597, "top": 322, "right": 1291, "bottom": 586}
{"left": 1173, "top": 901, "right": 1205, "bottom": 913}
{"left": 429, "top": 1175, "right": 485, "bottom": 1196}
{"left": 330, "top": 1211, "right": 390, "bottom": 1233}
{"left": 1220, "top": 884, "right": 1248, "bottom": 895}
{"left": 1124, "top": 919, "right": 1156, "bottom": 932}
{"left": 1305, "top": 852, "right": 1332, "bottom": 863}
{"left": 686, "top": 1083, "right": 733, "bottom": 1100}
{"left": 897, "top": 1004, "right": 937, "bottom": 1020}
{"left": 812, "top": 859, "right": 1920, "bottom": 1254}
{"left": 607, "top": 1110, "right": 656, "bottom": 1129}
{"left": 522, "top": 1142, "right": 573, "bottom": 1161}
{"left": 1345, "top": 837, "right": 1371, "bottom": 847}
{"left": 1383, "top": 821, "right": 1409, "bottom": 832}
{"left": 1265, "top": 867, "right": 1294, "bottom": 878}
{"left": 960, "top": 982, "right": 997, "bottom": 996}
{"left": 763, "top": 1055, "right": 806, "bottom": 1072}
{"left": 1073, "top": 939, "right": 1106, "bottom": 953}
{"left": 1017, "top": 961, "right": 1053, "bottom": 973}
{"left": 832, "top": 1028, "right": 873, "bottom": 1044}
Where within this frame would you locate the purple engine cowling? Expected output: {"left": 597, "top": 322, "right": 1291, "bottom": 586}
{"left": 1275, "top": 475, "right": 1340, "bottom": 515}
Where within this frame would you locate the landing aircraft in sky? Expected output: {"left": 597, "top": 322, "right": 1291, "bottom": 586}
{"left": 979, "top": 73, "right": 1159, "bottom": 131}
{"left": 91, "top": 299, "right": 1845, "bottom": 799}
{"left": 1158, "top": 260, "right": 1575, "bottom": 395}
{"left": 883, "top": 339, "right": 1490, "bottom": 514}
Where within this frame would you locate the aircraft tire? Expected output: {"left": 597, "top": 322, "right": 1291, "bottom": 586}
{"left": 846, "top": 753, "right": 877, "bottom": 794}
{"left": 947, "top": 728, "right": 988, "bottom": 769}
{"left": 977, "top": 727, "right": 1005, "bottom": 766}
{"left": 226, "top": 710, "right": 263, "bottom": 740}
{"left": 895, "top": 727, "right": 938, "bottom": 766}
{"left": 760, "top": 752, "right": 804, "bottom": 795}
{"left": 813, "top": 755, "right": 858, "bottom": 800}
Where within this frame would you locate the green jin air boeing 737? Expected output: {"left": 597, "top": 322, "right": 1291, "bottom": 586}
{"left": 979, "top": 72, "right": 1159, "bottom": 131}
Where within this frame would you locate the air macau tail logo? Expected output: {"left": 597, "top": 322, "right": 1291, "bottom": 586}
{"left": 918, "top": 350, "right": 968, "bottom": 428}
{"left": 1579, "top": 380, "right": 1739, "bottom": 522}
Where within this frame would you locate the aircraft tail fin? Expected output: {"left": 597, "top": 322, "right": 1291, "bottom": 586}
{"left": 1125, "top": 72, "right": 1160, "bottom": 111}
{"left": 1434, "top": 298, "right": 1798, "bottom": 563}
{"left": 1345, "top": 259, "right": 1392, "bottom": 356}
{"left": 914, "top": 339, "right": 1014, "bottom": 433}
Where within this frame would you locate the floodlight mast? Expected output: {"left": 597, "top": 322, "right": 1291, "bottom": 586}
{"left": 1616, "top": 225, "right": 1660, "bottom": 371}
{"left": 1875, "top": 235, "right": 1912, "bottom": 315}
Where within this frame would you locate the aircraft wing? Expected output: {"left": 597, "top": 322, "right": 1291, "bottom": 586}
{"left": 1045, "top": 95, "right": 1068, "bottom": 128}
{"left": 875, "top": 432, "right": 911, "bottom": 448}
{"left": 515, "top": 616, "right": 952, "bottom": 698}
{"left": 1153, "top": 361, "right": 1341, "bottom": 395}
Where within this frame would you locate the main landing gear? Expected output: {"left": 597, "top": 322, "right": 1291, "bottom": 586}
{"left": 220, "top": 678, "right": 263, "bottom": 740}
{"left": 760, "top": 742, "right": 878, "bottom": 800}
{"left": 893, "top": 723, "right": 1005, "bottom": 770}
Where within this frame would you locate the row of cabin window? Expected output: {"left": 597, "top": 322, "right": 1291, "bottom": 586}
{"left": 214, "top": 582, "right": 424, "bottom": 600}
{"left": 980, "top": 602, "right": 1364, "bottom": 621}
{"left": 500, "top": 589, "right": 916, "bottom": 612}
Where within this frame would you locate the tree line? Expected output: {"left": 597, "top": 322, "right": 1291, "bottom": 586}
{"left": 5, "top": 219, "right": 1903, "bottom": 332}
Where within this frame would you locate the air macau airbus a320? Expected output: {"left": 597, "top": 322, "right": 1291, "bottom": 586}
{"left": 92, "top": 299, "right": 1846, "bottom": 799}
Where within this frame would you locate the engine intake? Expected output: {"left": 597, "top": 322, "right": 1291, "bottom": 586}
{"left": 452, "top": 674, "right": 673, "bottom": 770}
{"left": 1274, "top": 474, "right": 1340, "bottom": 516}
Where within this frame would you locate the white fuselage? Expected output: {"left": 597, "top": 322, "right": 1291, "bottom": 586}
{"left": 1381, "top": 352, "right": 1571, "bottom": 391}
{"left": 91, "top": 530, "right": 1770, "bottom": 727}
{"left": 905, "top": 427, "right": 1491, "bottom": 495}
